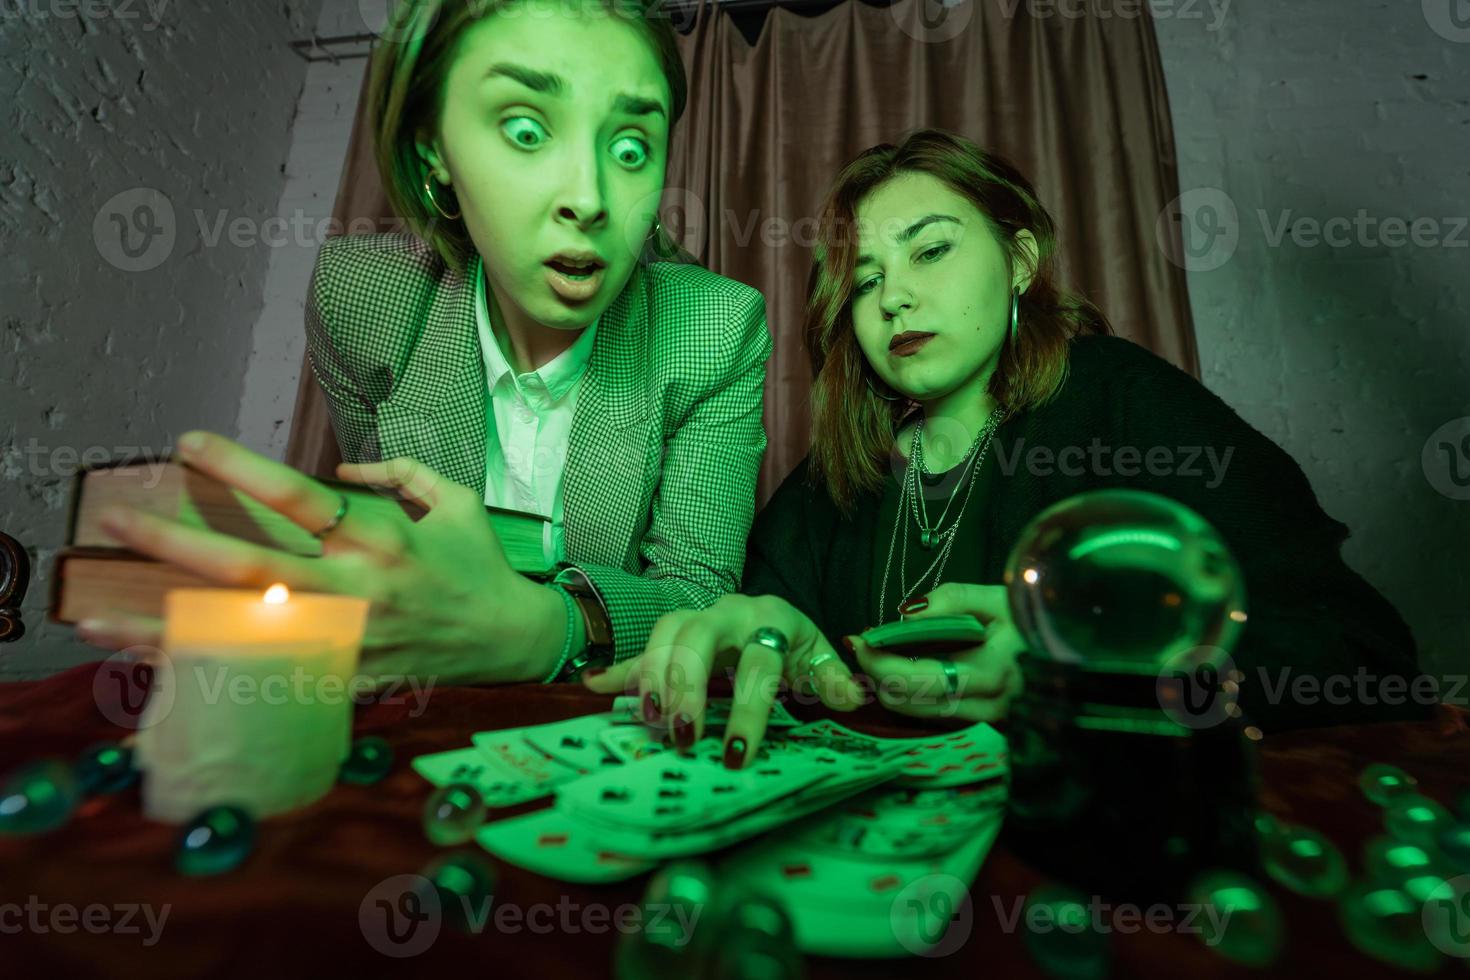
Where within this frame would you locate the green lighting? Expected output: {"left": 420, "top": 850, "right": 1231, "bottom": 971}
{"left": 1067, "top": 529, "right": 1182, "bottom": 561}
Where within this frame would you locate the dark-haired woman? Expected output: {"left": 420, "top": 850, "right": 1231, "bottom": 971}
{"left": 587, "top": 129, "right": 1426, "bottom": 767}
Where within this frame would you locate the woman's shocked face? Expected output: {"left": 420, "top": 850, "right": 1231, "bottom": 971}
{"left": 849, "top": 172, "right": 1036, "bottom": 403}
{"left": 418, "top": 1, "right": 670, "bottom": 332}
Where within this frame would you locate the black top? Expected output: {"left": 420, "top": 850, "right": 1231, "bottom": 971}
{"left": 868, "top": 431, "right": 998, "bottom": 628}
{"left": 742, "top": 335, "right": 1428, "bottom": 732}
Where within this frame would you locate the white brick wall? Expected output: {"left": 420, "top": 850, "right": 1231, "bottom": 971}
{"left": 1, "top": 0, "right": 325, "bottom": 677}
{"left": 1154, "top": 0, "right": 1470, "bottom": 683}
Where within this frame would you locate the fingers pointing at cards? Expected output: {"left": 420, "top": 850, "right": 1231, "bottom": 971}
{"left": 583, "top": 594, "right": 863, "bottom": 769}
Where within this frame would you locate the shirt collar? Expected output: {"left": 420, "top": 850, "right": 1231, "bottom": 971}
{"left": 475, "top": 255, "right": 599, "bottom": 404}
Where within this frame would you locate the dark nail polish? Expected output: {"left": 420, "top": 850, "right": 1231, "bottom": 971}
{"left": 673, "top": 712, "right": 695, "bottom": 750}
{"left": 899, "top": 597, "right": 929, "bottom": 614}
{"left": 583, "top": 666, "right": 606, "bottom": 678}
{"left": 723, "top": 736, "right": 747, "bottom": 770}
{"left": 841, "top": 636, "right": 854, "bottom": 654}
{"left": 642, "top": 691, "right": 661, "bottom": 724}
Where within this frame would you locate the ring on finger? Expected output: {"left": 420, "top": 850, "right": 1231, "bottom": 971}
{"left": 313, "top": 493, "right": 349, "bottom": 539}
{"left": 804, "top": 650, "right": 838, "bottom": 692}
{"left": 745, "top": 626, "right": 790, "bottom": 658}
{"left": 941, "top": 660, "right": 960, "bottom": 698}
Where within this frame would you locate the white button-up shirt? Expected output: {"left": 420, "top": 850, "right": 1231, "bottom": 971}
{"left": 474, "top": 260, "right": 599, "bottom": 566}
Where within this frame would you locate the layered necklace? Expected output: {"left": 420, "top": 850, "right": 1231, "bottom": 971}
{"left": 877, "top": 405, "right": 1008, "bottom": 625}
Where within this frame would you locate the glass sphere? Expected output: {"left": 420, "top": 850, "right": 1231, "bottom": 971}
{"left": 1020, "top": 885, "right": 1111, "bottom": 980}
{"left": 419, "top": 851, "right": 497, "bottom": 933}
{"left": 1384, "top": 795, "right": 1453, "bottom": 846}
{"left": 1359, "top": 763, "right": 1419, "bottom": 806}
{"left": 1260, "top": 823, "right": 1348, "bottom": 898}
{"left": 1004, "top": 490, "right": 1247, "bottom": 671}
{"left": 175, "top": 805, "right": 256, "bottom": 876}
{"left": 0, "top": 759, "right": 80, "bottom": 835}
{"left": 340, "top": 736, "right": 394, "bottom": 785}
{"left": 1184, "top": 870, "right": 1284, "bottom": 967}
{"left": 74, "top": 742, "right": 139, "bottom": 796}
{"left": 1338, "top": 880, "right": 1445, "bottom": 972}
{"left": 422, "top": 783, "right": 486, "bottom": 846}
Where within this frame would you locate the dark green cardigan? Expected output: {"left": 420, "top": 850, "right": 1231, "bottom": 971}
{"left": 742, "top": 335, "right": 1428, "bottom": 732}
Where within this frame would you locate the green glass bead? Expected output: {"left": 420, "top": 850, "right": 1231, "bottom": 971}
{"left": 1338, "top": 880, "right": 1444, "bottom": 972}
{"left": 422, "top": 783, "right": 486, "bottom": 846}
{"left": 1185, "top": 870, "right": 1284, "bottom": 968}
{"left": 1260, "top": 823, "right": 1348, "bottom": 898}
{"left": 1431, "top": 823, "right": 1470, "bottom": 874}
{"left": 73, "top": 742, "right": 139, "bottom": 796}
{"left": 0, "top": 759, "right": 81, "bottom": 835}
{"left": 340, "top": 736, "right": 394, "bottom": 785}
{"left": 1365, "top": 836, "right": 1439, "bottom": 886}
{"left": 420, "top": 851, "right": 496, "bottom": 933}
{"left": 1020, "top": 885, "right": 1111, "bottom": 980}
{"left": 1385, "top": 795, "right": 1453, "bottom": 845}
{"left": 1359, "top": 764, "right": 1419, "bottom": 806}
{"left": 175, "top": 805, "right": 256, "bottom": 876}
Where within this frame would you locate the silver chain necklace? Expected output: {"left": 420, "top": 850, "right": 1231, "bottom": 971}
{"left": 877, "top": 406, "right": 1007, "bottom": 625}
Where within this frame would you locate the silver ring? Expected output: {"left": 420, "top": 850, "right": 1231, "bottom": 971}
{"left": 746, "top": 626, "right": 789, "bottom": 658}
{"left": 941, "top": 661, "right": 960, "bottom": 697}
{"left": 313, "top": 494, "right": 349, "bottom": 539}
{"left": 806, "top": 650, "right": 838, "bottom": 681}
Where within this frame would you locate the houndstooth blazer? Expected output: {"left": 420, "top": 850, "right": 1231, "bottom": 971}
{"left": 302, "top": 233, "right": 772, "bottom": 664}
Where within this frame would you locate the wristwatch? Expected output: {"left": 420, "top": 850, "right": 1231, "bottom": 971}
{"left": 552, "top": 565, "right": 614, "bottom": 679}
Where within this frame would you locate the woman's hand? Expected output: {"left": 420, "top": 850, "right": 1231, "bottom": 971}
{"left": 849, "top": 583, "right": 1025, "bottom": 723}
{"left": 75, "top": 431, "right": 566, "bottom": 684}
{"left": 582, "top": 593, "right": 864, "bottom": 768}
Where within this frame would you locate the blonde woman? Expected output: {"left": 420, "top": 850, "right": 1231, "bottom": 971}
{"left": 79, "top": 0, "right": 771, "bottom": 686}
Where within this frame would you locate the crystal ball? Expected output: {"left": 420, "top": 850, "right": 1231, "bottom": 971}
{"left": 74, "top": 742, "right": 139, "bottom": 796}
{"left": 340, "top": 736, "right": 394, "bottom": 785}
{"left": 175, "top": 805, "right": 256, "bottom": 876}
{"left": 0, "top": 759, "right": 81, "bottom": 835}
{"left": 422, "top": 783, "right": 486, "bottom": 846}
{"left": 1004, "top": 490, "right": 1247, "bottom": 671}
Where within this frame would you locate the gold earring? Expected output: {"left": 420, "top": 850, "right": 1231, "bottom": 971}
{"left": 423, "top": 174, "right": 461, "bottom": 220}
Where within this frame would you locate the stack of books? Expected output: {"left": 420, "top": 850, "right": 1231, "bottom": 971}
{"left": 50, "top": 458, "right": 554, "bottom": 624}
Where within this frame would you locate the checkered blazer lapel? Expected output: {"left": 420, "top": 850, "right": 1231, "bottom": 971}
{"left": 375, "top": 255, "right": 655, "bottom": 569}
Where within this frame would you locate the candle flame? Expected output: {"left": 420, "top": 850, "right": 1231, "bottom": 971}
{"left": 263, "top": 583, "right": 290, "bottom": 605}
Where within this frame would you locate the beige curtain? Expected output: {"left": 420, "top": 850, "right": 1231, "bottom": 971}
{"left": 287, "top": 0, "right": 1197, "bottom": 509}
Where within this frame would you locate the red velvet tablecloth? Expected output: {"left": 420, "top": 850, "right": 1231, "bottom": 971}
{"left": 1, "top": 662, "right": 1466, "bottom": 979}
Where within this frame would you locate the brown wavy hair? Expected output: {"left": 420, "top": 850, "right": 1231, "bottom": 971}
{"left": 806, "top": 129, "right": 1113, "bottom": 516}
{"left": 366, "top": 0, "right": 692, "bottom": 274}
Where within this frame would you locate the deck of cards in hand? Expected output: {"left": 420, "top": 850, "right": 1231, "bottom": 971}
{"left": 412, "top": 698, "right": 1009, "bottom": 957}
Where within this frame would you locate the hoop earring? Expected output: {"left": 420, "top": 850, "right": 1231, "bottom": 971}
{"left": 864, "top": 372, "right": 901, "bottom": 402}
{"left": 1008, "top": 286, "right": 1020, "bottom": 344}
{"left": 423, "top": 174, "right": 461, "bottom": 220}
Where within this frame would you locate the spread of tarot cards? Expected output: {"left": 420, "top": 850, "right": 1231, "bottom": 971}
{"left": 411, "top": 696, "right": 1008, "bottom": 957}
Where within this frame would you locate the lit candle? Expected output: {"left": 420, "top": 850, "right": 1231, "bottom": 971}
{"left": 134, "top": 585, "right": 371, "bottom": 823}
